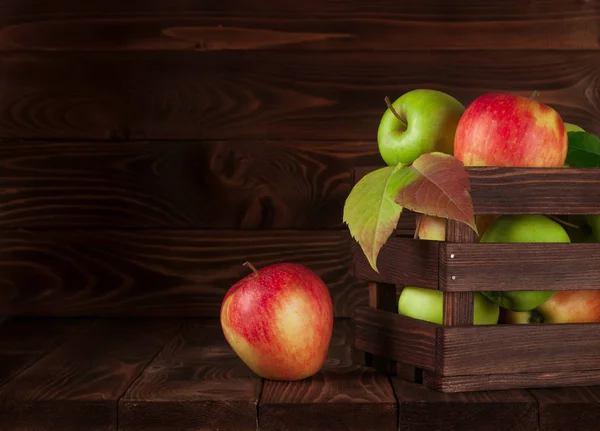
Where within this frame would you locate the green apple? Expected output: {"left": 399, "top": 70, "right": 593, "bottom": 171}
{"left": 407, "top": 215, "right": 499, "bottom": 324}
{"left": 475, "top": 214, "right": 500, "bottom": 241}
{"left": 398, "top": 286, "right": 500, "bottom": 325}
{"left": 584, "top": 214, "right": 600, "bottom": 240}
{"left": 480, "top": 214, "right": 571, "bottom": 312}
{"left": 377, "top": 89, "right": 465, "bottom": 166}
{"left": 562, "top": 214, "right": 596, "bottom": 242}
{"left": 565, "top": 214, "right": 600, "bottom": 242}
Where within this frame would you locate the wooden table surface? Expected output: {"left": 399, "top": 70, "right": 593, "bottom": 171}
{"left": 0, "top": 317, "right": 598, "bottom": 431}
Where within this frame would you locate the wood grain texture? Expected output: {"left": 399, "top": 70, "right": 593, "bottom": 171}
{"left": 442, "top": 220, "right": 476, "bottom": 326}
{"left": 353, "top": 306, "right": 437, "bottom": 371}
{"left": 0, "top": 140, "right": 380, "bottom": 229}
{"left": 0, "top": 318, "right": 180, "bottom": 431}
{"left": 0, "top": 51, "right": 598, "bottom": 140}
{"left": 0, "top": 317, "right": 89, "bottom": 387}
{"left": 395, "top": 362, "right": 422, "bottom": 384}
{"left": 441, "top": 242, "right": 600, "bottom": 291}
{"left": 0, "top": 0, "right": 597, "bottom": 51}
{"left": 439, "top": 323, "right": 600, "bottom": 376}
{"left": 355, "top": 166, "right": 600, "bottom": 214}
{"left": 259, "top": 319, "right": 397, "bottom": 431}
{"left": 0, "top": 229, "right": 365, "bottom": 317}
{"left": 352, "top": 238, "right": 439, "bottom": 289}
{"left": 530, "top": 386, "right": 600, "bottom": 431}
{"left": 467, "top": 167, "right": 600, "bottom": 215}
{"left": 119, "top": 319, "right": 261, "bottom": 431}
{"left": 424, "top": 370, "right": 600, "bottom": 393}
{"left": 5, "top": 318, "right": 600, "bottom": 430}
{"left": 393, "top": 378, "right": 538, "bottom": 431}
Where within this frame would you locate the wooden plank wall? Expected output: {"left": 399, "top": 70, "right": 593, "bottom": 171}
{"left": 0, "top": 0, "right": 599, "bottom": 317}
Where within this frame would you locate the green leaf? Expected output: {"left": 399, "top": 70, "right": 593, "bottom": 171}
{"left": 394, "top": 152, "right": 477, "bottom": 233}
{"left": 343, "top": 164, "right": 405, "bottom": 272}
{"left": 565, "top": 131, "right": 600, "bottom": 168}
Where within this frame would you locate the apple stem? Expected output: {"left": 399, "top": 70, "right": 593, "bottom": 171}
{"left": 548, "top": 215, "right": 581, "bottom": 229}
{"left": 384, "top": 96, "right": 405, "bottom": 124}
{"left": 529, "top": 90, "right": 540, "bottom": 100}
{"left": 243, "top": 261, "right": 260, "bottom": 276}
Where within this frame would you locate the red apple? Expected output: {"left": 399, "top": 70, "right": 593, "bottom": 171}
{"left": 220, "top": 262, "right": 334, "bottom": 381}
{"left": 500, "top": 290, "right": 600, "bottom": 324}
{"left": 417, "top": 215, "right": 447, "bottom": 241}
{"left": 454, "top": 92, "right": 568, "bottom": 167}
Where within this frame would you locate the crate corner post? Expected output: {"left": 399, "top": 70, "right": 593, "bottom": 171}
{"left": 364, "top": 281, "right": 397, "bottom": 374}
{"left": 442, "top": 219, "right": 477, "bottom": 326}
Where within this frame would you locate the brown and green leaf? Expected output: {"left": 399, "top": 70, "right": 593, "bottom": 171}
{"left": 343, "top": 164, "right": 404, "bottom": 272}
{"left": 344, "top": 152, "right": 476, "bottom": 272}
{"left": 394, "top": 152, "right": 477, "bottom": 234}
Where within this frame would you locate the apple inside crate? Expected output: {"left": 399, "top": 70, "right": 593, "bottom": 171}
{"left": 350, "top": 165, "right": 600, "bottom": 393}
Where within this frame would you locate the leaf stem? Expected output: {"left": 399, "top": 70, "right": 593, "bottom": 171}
{"left": 414, "top": 213, "right": 423, "bottom": 239}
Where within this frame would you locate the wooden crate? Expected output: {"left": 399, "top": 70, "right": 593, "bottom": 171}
{"left": 350, "top": 165, "right": 600, "bottom": 393}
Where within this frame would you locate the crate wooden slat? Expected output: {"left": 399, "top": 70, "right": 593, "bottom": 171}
{"left": 353, "top": 306, "right": 437, "bottom": 372}
{"left": 354, "top": 307, "right": 600, "bottom": 392}
{"left": 424, "top": 370, "right": 600, "bottom": 393}
{"left": 352, "top": 238, "right": 439, "bottom": 289}
{"left": 353, "top": 166, "right": 600, "bottom": 214}
{"left": 354, "top": 237, "right": 600, "bottom": 293}
{"left": 438, "top": 323, "right": 600, "bottom": 376}
{"left": 440, "top": 242, "right": 600, "bottom": 291}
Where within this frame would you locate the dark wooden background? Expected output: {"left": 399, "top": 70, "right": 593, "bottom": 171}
{"left": 1, "top": 0, "right": 599, "bottom": 318}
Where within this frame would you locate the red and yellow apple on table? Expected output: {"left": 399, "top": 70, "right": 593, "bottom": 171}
{"left": 220, "top": 261, "right": 334, "bottom": 381}
{"left": 220, "top": 88, "right": 600, "bottom": 382}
